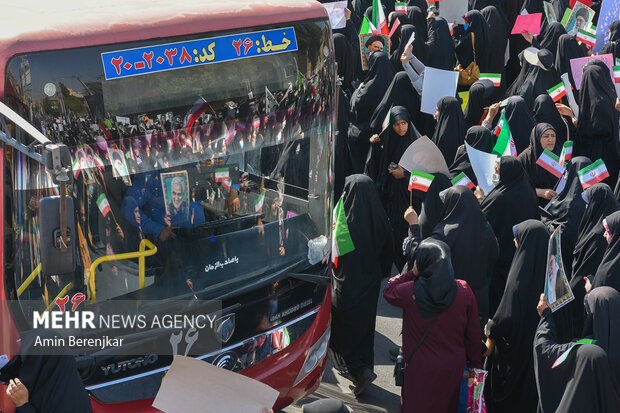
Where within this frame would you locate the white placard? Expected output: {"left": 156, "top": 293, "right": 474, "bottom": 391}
{"left": 323, "top": 1, "right": 347, "bottom": 29}
{"left": 421, "top": 67, "right": 459, "bottom": 115}
{"left": 465, "top": 142, "right": 498, "bottom": 195}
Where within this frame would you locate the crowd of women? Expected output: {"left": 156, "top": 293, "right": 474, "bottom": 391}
{"left": 326, "top": 0, "right": 620, "bottom": 412}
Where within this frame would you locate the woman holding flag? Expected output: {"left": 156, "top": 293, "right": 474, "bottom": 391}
{"left": 329, "top": 174, "right": 394, "bottom": 396}
{"left": 591, "top": 211, "right": 620, "bottom": 293}
{"left": 518, "top": 122, "right": 562, "bottom": 205}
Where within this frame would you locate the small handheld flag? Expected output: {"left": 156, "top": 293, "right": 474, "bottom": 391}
{"left": 372, "top": 0, "right": 389, "bottom": 35}
{"left": 559, "top": 141, "right": 573, "bottom": 167}
{"left": 578, "top": 159, "right": 610, "bottom": 189}
{"left": 536, "top": 148, "right": 565, "bottom": 178}
{"left": 576, "top": 28, "right": 596, "bottom": 49}
{"left": 547, "top": 82, "right": 567, "bottom": 102}
{"left": 479, "top": 73, "right": 501, "bottom": 87}
{"left": 451, "top": 172, "right": 475, "bottom": 189}
{"left": 215, "top": 167, "right": 230, "bottom": 182}
{"left": 552, "top": 339, "right": 596, "bottom": 368}
{"left": 72, "top": 158, "right": 81, "bottom": 179}
{"left": 492, "top": 113, "right": 518, "bottom": 157}
{"left": 381, "top": 105, "right": 392, "bottom": 131}
{"left": 360, "top": 15, "right": 379, "bottom": 34}
{"left": 255, "top": 191, "right": 265, "bottom": 213}
{"left": 408, "top": 170, "right": 435, "bottom": 192}
{"left": 96, "top": 194, "right": 112, "bottom": 217}
{"left": 394, "top": 1, "right": 407, "bottom": 12}
{"left": 614, "top": 66, "right": 620, "bottom": 84}
{"left": 332, "top": 197, "right": 355, "bottom": 267}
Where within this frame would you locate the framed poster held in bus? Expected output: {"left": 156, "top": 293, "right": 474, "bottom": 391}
{"left": 161, "top": 170, "right": 190, "bottom": 222}
{"left": 107, "top": 148, "right": 132, "bottom": 186}
{"left": 359, "top": 33, "right": 390, "bottom": 70}
{"left": 545, "top": 226, "right": 574, "bottom": 312}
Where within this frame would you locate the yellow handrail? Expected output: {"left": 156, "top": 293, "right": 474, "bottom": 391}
{"left": 89, "top": 239, "right": 158, "bottom": 303}
{"left": 45, "top": 281, "right": 74, "bottom": 312}
{"left": 17, "top": 263, "right": 42, "bottom": 297}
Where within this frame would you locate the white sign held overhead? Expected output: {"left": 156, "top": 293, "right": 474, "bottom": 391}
{"left": 420, "top": 67, "right": 459, "bottom": 115}
{"left": 323, "top": 1, "right": 348, "bottom": 29}
{"left": 465, "top": 142, "right": 498, "bottom": 196}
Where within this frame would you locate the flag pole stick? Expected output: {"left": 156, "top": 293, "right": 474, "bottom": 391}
{"left": 410, "top": 189, "right": 412, "bottom": 207}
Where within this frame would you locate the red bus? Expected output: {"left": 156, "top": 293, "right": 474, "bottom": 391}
{"left": 0, "top": 0, "right": 334, "bottom": 411}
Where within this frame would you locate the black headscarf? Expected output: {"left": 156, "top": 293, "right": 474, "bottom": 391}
{"left": 334, "top": 33, "right": 356, "bottom": 95}
{"left": 449, "top": 125, "right": 495, "bottom": 185}
{"left": 431, "top": 96, "right": 468, "bottom": 165}
{"left": 368, "top": 71, "right": 422, "bottom": 134}
{"left": 518, "top": 122, "right": 561, "bottom": 199}
{"left": 432, "top": 186, "right": 499, "bottom": 325}
{"left": 418, "top": 173, "right": 452, "bottom": 239}
{"left": 350, "top": 51, "right": 394, "bottom": 123}
{"left": 485, "top": 220, "right": 549, "bottom": 412}
{"left": 480, "top": 6, "right": 511, "bottom": 76}
{"left": 425, "top": 16, "right": 455, "bottom": 71}
{"left": 572, "top": 183, "right": 619, "bottom": 284}
{"left": 463, "top": 79, "right": 495, "bottom": 128}
{"left": 390, "top": 24, "right": 424, "bottom": 72}
{"left": 545, "top": 156, "right": 591, "bottom": 274}
{"left": 514, "top": 49, "right": 561, "bottom": 109}
{"left": 539, "top": 22, "right": 567, "bottom": 59}
{"left": 480, "top": 156, "right": 540, "bottom": 314}
{"left": 504, "top": 96, "right": 536, "bottom": 154}
{"left": 406, "top": 6, "right": 428, "bottom": 42}
{"left": 555, "top": 33, "right": 587, "bottom": 91}
{"left": 592, "top": 211, "right": 620, "bottom": 293}
{"left": 600, "top": 20, "right": 620, "bottom": 60}
{"left": 555, "top": 344, "right": 620, "bottom": 413}
{"left": 455, "top": 10, "right": 492, "bottom": 72}
{"left": 576, "top": 61, "right": 620, "bottom": 187}
{"left": 583, "top": 286, "right": 620, "bottom": 378}
{"left": 533, "top": 94, "right": 568, "bottom": 144}
{"left": 412, "top": 238, "right": 458, "bottom": 318}
{"left": 0, "top": 330, "right": 93, "bottom": 413}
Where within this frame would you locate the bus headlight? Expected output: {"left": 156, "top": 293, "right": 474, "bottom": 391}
{"left": 293, "top": 325, "right": 330, "bottom": 386}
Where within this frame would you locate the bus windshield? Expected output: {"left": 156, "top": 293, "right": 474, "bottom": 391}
{"left": 5, "top": 20, "right": 333, "bottom": 314}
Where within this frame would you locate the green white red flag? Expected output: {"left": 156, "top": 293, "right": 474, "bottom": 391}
{"left": 479, "top": 73, "right": 501, "bottom": 87}
{"left": 578, "top": 159, "right": 610, "bottom": 189}
{"left": 451, "top": 172, "right": 475, "bottom": 189}
{"left": 547, "top": 82, "right": 567, "bottom": 102}
{"left": 408, "top": 170, "right": 435, "bottom": 192}
{"left": 331, "top": 197, "right": 355, "bottom": 267}
{"left": 96, "top": 194, "right": 112, "bottom": 217}
{"left": 372, "top": 0, "right": 389, "bottom": 35}
{"left": 72, "top": 158, "right": 81, "bottom": 179}
{"left": 255, "top": 191, "right": 265, "bottom": 213}
{"left": 536, "top": 148, "right": 565, "bottom": 178}
{"left": 394, "top": 1, "right": 407, "bottom": 12}
{"left": 360, "top": 15, "right": 379, "bottom": 34}
{"left": 215, "top": 167, "right": 229, "bottom": 182}
{"left": 614, "top": 66, "right": 620, "bottom": 83}
{"left": 559, "top": 141, "right": 573, "bottom": 167}
{"left": 382, "top": 105, "right": 392, "bottom": 131}
{"left": 576, "top": 28, "right": 596, "bottom": 49}
{"left": 492, "top": 113, "right": 517, "bottom": 157}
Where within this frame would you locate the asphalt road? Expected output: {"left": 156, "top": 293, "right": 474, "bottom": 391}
{"left": 282, "top": 277, "right": 403, "bottom": 413}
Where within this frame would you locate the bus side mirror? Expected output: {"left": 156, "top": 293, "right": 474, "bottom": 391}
{"left": 39, "top": 195, "right": 76, "bottom": 275}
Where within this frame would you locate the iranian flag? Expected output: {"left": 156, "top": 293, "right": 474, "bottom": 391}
{"left": 72, "top": 158, "right": 81, "bottom": 179}
{"left": 389, "top": 16, "right": 401, "bottom": 38}
{"left": 360, "top": 15, "right": 379, "bottom": 34}
{"left": 287, "top": 102, "right": 295, "bottom": 115}
{"left": 167, "top": 138, "right": 174, "bottom": 152}
{"left": 255, "top": 191, "right": 265, "bottom": 212}
{"left": 614, "top": 66, "right": 620, "bottom": 83}
{"left": 395, "top": 1, "right": 407, "bottom": 12}
{"left": 372, "top": 0, "right": 389, "bottom": 35}
{"left": 492, "top": 113, "right": 517, "bottom": 157}
{"left": 536, "top": 148, "right": 565, "bottom": 178}
{"left": 215, "top": 167, "right": 229, "bottom": 182}
{"left": 331, "top": 197, "right": 355, "bottom": 267}
{"left": 253, "top": 116, "right": 260, "bottom": 129}
{"left": 576, "top": 28, "right": 596, "bottom": 49}
{"left": 184, "top": 97, "right": 211, "bottom": 132}
{"left": 479, "top": 73, "right": 501, "bottom": 87}
{"left": 408, "top": 170, "right": 435, "bottom": 192}
{"left": 451, "top": 172, "right": 475, "bottom": 189}
{"left": 221, "top": 177, "right": 232, "bottom": 191}
{"left": 578, "top": 159, "right": 610, "bottom": 189}
{"left": 547, "top": 82, "right": 567, "bottom": 102}
{"left": 382, "top": 105, "right": 392, "bottom": 131}
{"left": 96, "top": 194, "right": 112, "bottom": 217}
{"left": 559, "top": 141, "right": 573, "bottom": 167}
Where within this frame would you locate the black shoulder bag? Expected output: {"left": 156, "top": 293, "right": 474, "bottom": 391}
{"left": 394, "top": 317, "right": 438, "bottom": 387}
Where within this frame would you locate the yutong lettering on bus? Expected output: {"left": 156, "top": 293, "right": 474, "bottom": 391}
{"left": 101, "top": 27, "right": 298, "bottom": 80}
